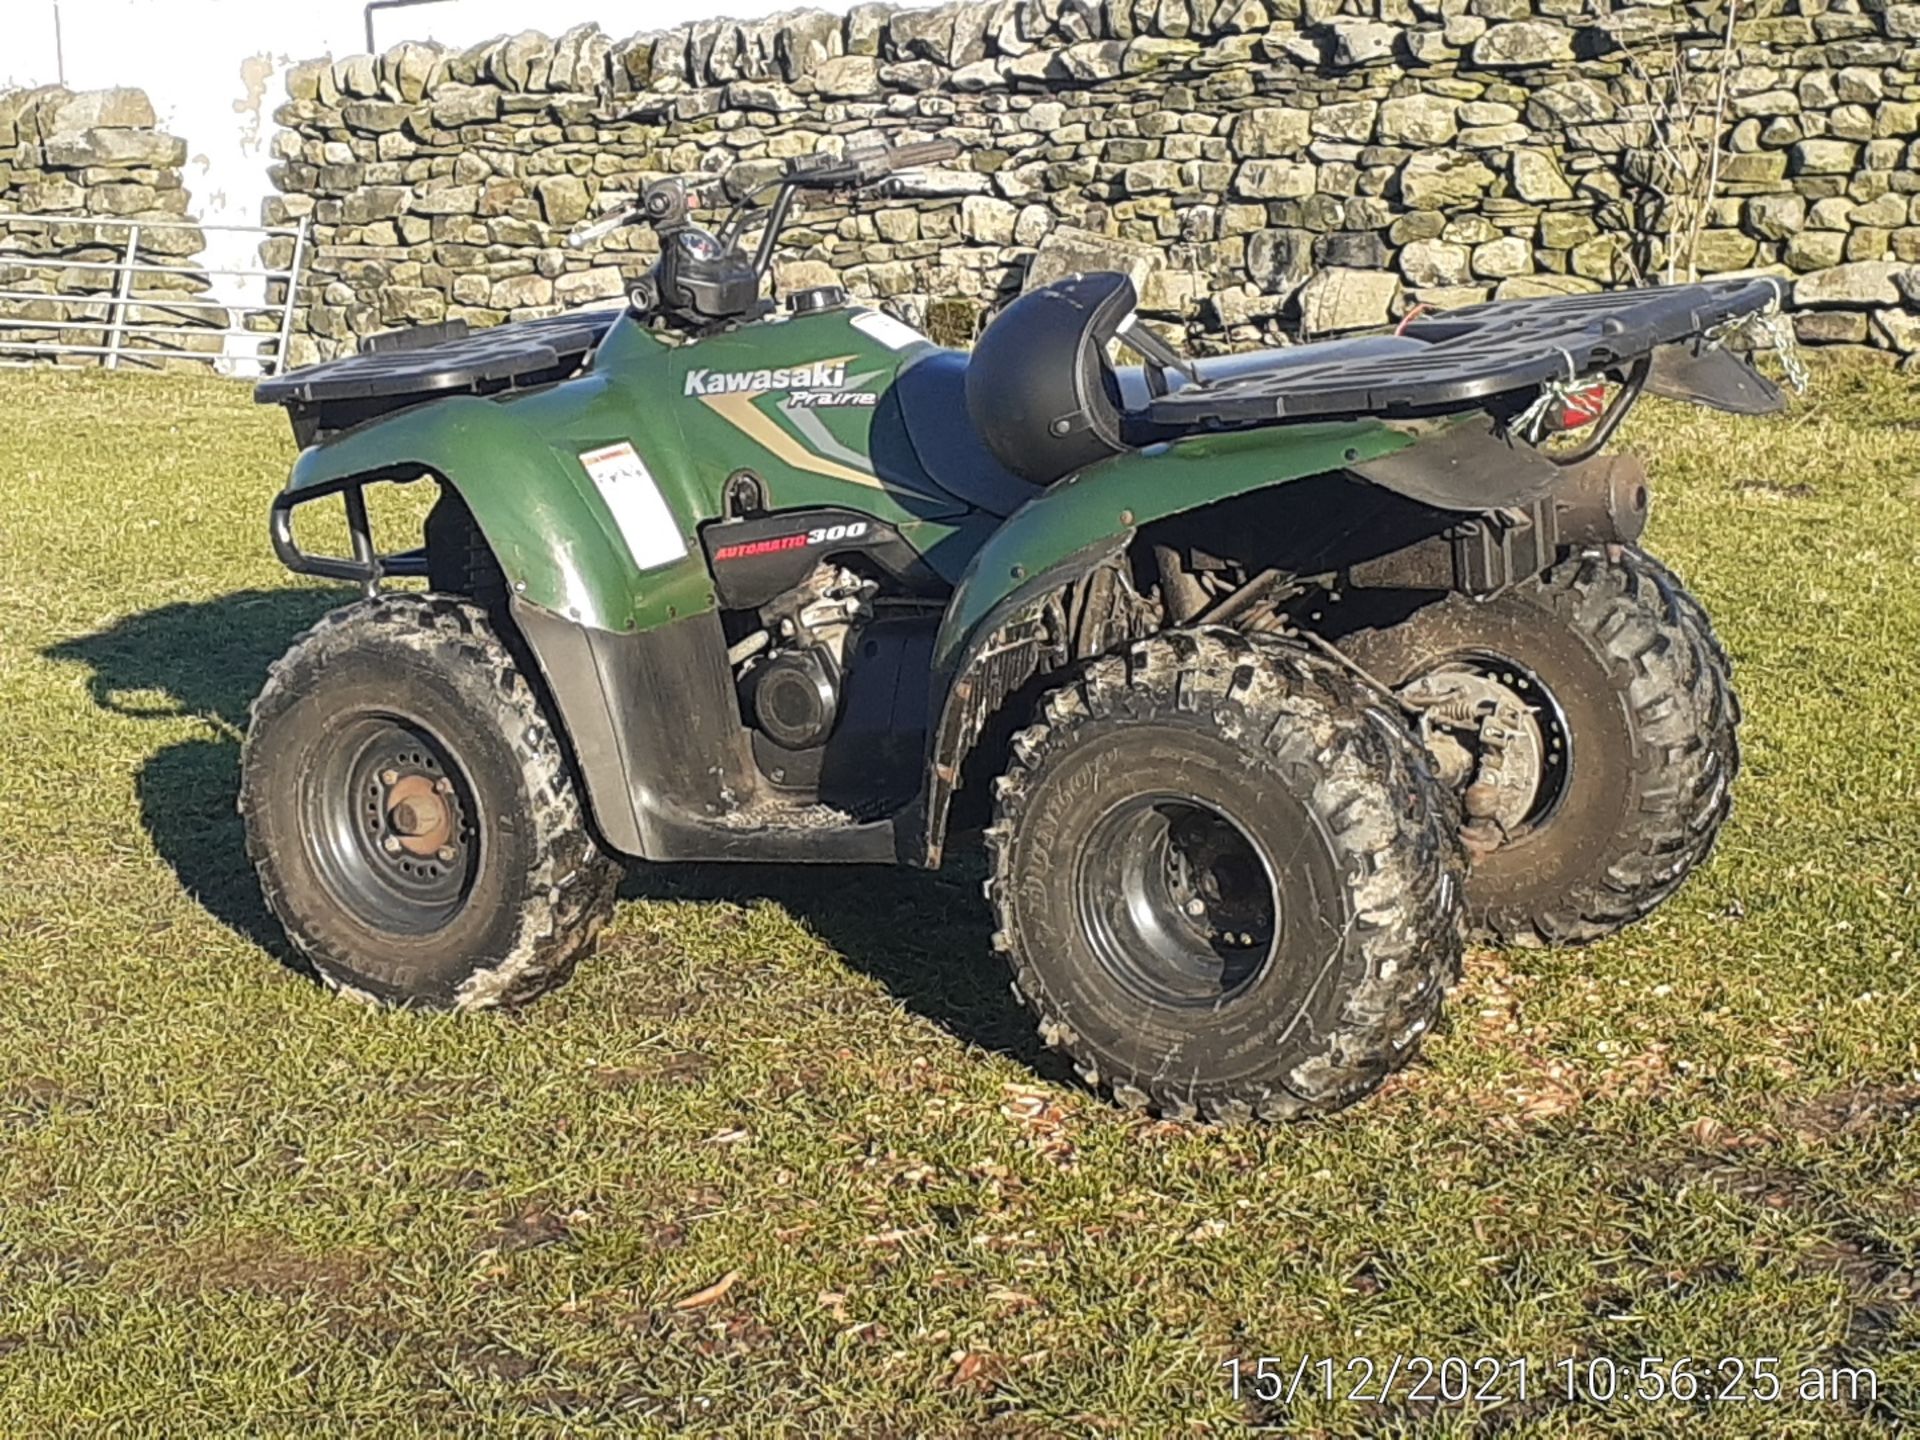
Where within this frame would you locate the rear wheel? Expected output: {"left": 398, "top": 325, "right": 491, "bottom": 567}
{"left": 985, "top": 630, "right": 1465, "bottom": 1123}
{"left": 1341, "top": 545, "right": 1739, "bottom": 947}
{"left": 239, "top": 594, "right": 621, "bottom": 1009}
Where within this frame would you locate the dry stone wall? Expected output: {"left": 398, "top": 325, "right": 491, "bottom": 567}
{"left": 0, "top": 87, "right": 229, "bottom": 367}
{"left": 264, "top": 1, "right": 1920, "bottom": 366}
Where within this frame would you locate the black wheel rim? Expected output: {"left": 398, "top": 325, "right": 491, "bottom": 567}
{"left": 1073, "top": 794, "right": 1281, "bottom": 1010}
{"left": 302, "top": 713, "right": 480, "bottom": 936}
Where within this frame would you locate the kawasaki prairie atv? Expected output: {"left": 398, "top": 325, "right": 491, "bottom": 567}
{"left": 246, "top": 136, "right": 1784, "bottom": 1121}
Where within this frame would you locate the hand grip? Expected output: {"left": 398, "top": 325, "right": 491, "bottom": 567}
{"left": 782, "top": 137, "right": 961, "bottom": 190}
{"left": 566, "top": 204, "right": 637, "bottom": 249}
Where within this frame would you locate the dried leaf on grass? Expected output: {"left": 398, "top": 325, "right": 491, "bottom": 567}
{"left": 951, "top": 1349, "right": 1004, "bottom": 1388}
{"left": 674, "top": 1269, "right": 742, "bottom": 1310}
{"left": 1001, "top": 1084, "right": 1079, "bottom": 1167}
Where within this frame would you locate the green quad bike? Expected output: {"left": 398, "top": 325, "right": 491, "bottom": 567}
{"left": 246, "top": 136, "right": 1785, "bottom": 1122}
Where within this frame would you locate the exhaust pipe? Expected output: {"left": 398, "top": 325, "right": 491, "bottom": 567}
{"left": 1553, "top": 453, "right": 1649, "bottom": 547}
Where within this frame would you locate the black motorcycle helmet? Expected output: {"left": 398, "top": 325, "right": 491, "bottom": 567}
{"left": 965, "top": 271, "right": 1135, "bottom": 486}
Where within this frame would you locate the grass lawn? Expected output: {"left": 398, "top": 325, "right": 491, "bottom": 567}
{"left": 0, "top": 358, "right": 1917, "bottom": 1435}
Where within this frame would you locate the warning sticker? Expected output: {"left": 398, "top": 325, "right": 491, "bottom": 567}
{"left": 578, "top": 442, "right": 687, "bottom": 572}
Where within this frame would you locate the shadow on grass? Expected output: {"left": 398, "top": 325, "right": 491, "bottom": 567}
{"left": 613, "top": 860, "right": 1051, "bottom": 1076}
{"left": 47, "top": 587, "right": 350, "bottom": 965}
{"left": 46, "top": 588, "right": 1045, "bottom": 1072}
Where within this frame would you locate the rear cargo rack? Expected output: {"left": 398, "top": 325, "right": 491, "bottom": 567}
{"left": 1145, "top": 277, "right": 1784, "bottom": 429}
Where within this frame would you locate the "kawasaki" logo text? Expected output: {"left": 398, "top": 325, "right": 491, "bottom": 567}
{"left": 684, "top": 361, "right": 848, "bottom": 397}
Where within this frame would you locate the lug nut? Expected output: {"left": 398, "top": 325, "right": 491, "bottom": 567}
{"left": 436, "top": 846, "right": 456, "bottom": 863}
{"left": 380, "top": 768, "right": 399, "bottom": 786}
{"left": 434, "top": 777, "right": 454, "bottom": 795}
{"left": 381, "top": 835, "right": 402, "bottom": 854}
{"left": 1185, "top": 897, "right": 1207, "bottom": 917}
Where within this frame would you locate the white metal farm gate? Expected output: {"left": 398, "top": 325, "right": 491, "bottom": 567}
{"left": 0, "top": 211, "right": 309, "bottom": 376}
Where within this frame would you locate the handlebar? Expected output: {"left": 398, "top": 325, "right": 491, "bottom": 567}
{"left": 566, "top": 137, "right": 958, "bottom": 252}
{"left": 782, "top": 136, "right": 963, "bottom": 191}
{"left": 566, "top": 203, "right": 638, "bottom": 250}
{"left": 567, "top": 135, "right": 963, "bottom": 325}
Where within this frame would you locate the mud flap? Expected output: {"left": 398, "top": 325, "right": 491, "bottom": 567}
{"left": 1644, "top": 343, "right": 1786, "bottom": 416}
{"left": 1346, "top": 416, "right": 1563, "bottom": 511}
{"left": 509, "top": 598, "right": 755, "bottom": 860}
{"left": 919, "top": 536, "right": 1132, "bottom": 866}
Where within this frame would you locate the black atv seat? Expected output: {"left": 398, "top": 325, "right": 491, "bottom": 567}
{"left": 886, "top": 349, "right": 1038, "bottom": 517}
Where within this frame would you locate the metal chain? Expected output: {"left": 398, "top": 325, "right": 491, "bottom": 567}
{"left": 1757, "top": 307, "right": 1811, "bottom": 394}
{"left": 1705, "top": 302, "right": 1810, "bottom": 394}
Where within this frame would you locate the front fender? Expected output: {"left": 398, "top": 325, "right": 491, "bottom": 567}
{"left": 282, "top": 387, "right": 709, "bottom": 633}
{"left": 932, "top": 418, "right": 1411, "bottom": 679}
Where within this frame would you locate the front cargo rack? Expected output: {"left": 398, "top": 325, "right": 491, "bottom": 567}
{"left": 257, "top": 309, "right": 622, "bottom": 445}
{"left": 1145, "top": 277, "right": 1785, "bottom": 429}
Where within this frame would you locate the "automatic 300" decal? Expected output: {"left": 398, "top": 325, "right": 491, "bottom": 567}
{"left": 710, "top": 520, "right": 869, "bottom": 563}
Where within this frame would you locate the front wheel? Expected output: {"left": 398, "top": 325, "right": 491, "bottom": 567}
{"left": 239, "top": 594, "right": 621, "bottom": 1009}
{"left": 985, "top": 630, "right": 1465, "bottom": 1123}
{"left": 1340, "top": 546, "right": 1740, "bottom": 947}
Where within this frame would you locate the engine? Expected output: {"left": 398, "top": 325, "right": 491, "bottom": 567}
{"left": 731, "top": 563, "right": 876, "bottom": 752}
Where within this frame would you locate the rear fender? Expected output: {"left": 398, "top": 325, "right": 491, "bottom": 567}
{"left": 931, "top": 418, "right": 1412, "bottom": 680}
{"left": 1343, "top": 412, "right": 1563, "bottom": 510}
{"left": 917, "top": 417, "right": 1411, "bottom": 863}
{"left": 1644, "top": 342, "right": 1786, "bottom": 415}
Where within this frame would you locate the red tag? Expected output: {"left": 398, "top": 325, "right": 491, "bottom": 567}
{"left": 1560, "top": 384, "right": 1607, "bottom": 429}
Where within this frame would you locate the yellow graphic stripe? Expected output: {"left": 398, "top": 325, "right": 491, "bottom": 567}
{"left": 700, "top": 390, "right": 883, "bottom": 489}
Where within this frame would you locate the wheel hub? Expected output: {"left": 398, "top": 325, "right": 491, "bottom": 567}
{"left": 1076, "top": 795, "right": 1279, "bottom": 1008}
{"left": 383, "top": 772, "right": 454, "bottom": 858}
{"left": 1399, "top": 659, "right": 1569, "bottom": 853}
{"left": 305, "top": 716, "right": 477, "bottom": 936}
{"left": 1164, "top": 811, "right": 1274, "bottom": 951}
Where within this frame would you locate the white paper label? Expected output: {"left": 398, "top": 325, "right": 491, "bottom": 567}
{"left": 849, "top": 310, "right": 929, "bottom": 352}
{"left": 578, "top": 442, "right": 688, "bottom": 572}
